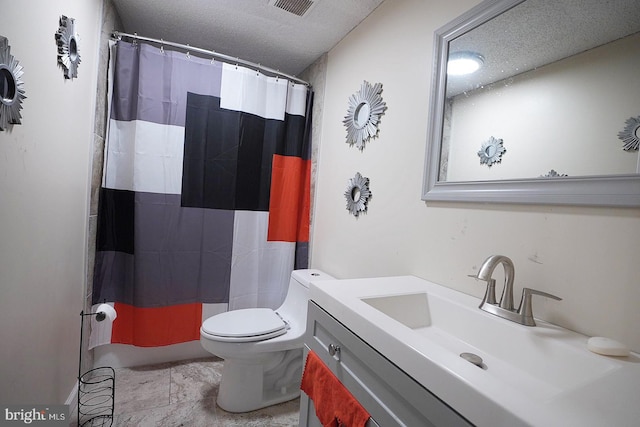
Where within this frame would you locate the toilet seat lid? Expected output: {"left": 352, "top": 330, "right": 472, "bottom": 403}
{"left": 202, "top": 308, "right": 287, "bottom": 340}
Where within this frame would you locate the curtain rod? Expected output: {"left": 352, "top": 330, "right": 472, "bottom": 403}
{"left": 111, "top": 31, "right": 310, "bottom": 86}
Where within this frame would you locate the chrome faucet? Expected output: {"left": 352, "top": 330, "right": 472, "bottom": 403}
{"left": 476, "top": 255, "right": 515, "bottom": 310}
{"left": 472, "top": 255, "right": 562, "bottom": 326}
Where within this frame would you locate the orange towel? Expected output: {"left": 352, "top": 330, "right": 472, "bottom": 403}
{"left": 301, "top": 350, "right": 371, "bottom": 427}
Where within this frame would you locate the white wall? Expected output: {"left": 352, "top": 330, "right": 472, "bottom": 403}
{"left": 447, "top": 32, "right": 640, "bottom": 181}
{"left": 310, "top": 0, "right": 640, "bottom": 352}
{"left": 0, "top": 0, "right": 102, "bottom": 403}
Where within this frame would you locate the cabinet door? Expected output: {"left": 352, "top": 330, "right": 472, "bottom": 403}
{"left": 299, "top": 381, "right": 324, "bottom": 427}
{"left": 299, "top": 344, "right": 381, "bottom": 427}
{"left": 301, "top": 301, "right": 473, "bottom": 427}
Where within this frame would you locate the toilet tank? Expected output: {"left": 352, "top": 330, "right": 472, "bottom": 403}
{"left": 291, "top": 269, "right": 334, "bottom": 288}
{"left": 277, "top": 269, "right": 335, "bottom": 322}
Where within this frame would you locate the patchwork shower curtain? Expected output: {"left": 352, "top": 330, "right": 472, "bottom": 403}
{"left": 90, "top": 41, "right": 312, "bottom": 348}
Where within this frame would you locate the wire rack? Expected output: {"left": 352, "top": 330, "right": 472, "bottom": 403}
{"left": 78, "top": 366, "right": 115, "bottom": 426}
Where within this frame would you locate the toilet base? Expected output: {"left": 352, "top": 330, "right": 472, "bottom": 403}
{"left": 216, "top": 348, "right": 303, "bottom": 413}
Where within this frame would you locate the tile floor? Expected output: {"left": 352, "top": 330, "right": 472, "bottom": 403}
{"left": 76, "top": 357, "right": 300, "bottom": 426}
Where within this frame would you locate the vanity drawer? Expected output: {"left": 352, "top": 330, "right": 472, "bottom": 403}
{"left": 302, "top": 301, "right": 472, "bottom": 427}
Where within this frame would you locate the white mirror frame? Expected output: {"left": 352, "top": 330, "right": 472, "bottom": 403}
{"left": 422, "top": 0, "right": 640, "bottom": 207}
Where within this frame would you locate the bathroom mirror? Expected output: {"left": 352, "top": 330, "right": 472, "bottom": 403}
{"left": 422, "top": 0, "right": 640, "bottom": 207}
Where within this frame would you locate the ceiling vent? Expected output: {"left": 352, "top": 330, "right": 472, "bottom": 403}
{"left": 269, "top": 0, "right": 316, "bottom": 17}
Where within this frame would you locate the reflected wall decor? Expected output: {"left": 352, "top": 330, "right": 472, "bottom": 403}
{"left": 541, "top": 170, "right": 567, "bottom": 178}
{"left": 617, "top": 116, "right": 640, "bottom": 152}
{"left": 477, "top": 136, "right": 505, "bottom": 166}
{"left": 0, "top": 35, "right": 26, "bottom": 131}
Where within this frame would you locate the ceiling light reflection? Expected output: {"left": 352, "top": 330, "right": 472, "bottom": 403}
{"left": 447, "top": 52, "right": 484, "bottom": 76}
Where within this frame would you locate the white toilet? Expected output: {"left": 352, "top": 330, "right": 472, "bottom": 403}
{"left": 200, "top": 268, "right": 334, "bottom": 413}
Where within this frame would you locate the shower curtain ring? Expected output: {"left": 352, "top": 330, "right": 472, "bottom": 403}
{"left": 186, "top": 44, "right": 190, "bottom": 59}
{"left": 160, "top": 39, "right": 164, "bottom": 54}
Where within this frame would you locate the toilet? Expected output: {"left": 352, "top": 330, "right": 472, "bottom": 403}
{"left": 200, "top": 268, "right": 334, "bottom": 413}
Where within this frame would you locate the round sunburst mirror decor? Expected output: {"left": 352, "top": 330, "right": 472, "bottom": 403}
{"left": 617, "top": 116, "right": 640, "bottom": 151}
{"left": 343, "top": 81, "right": 387, "bottom": 150}
{"left": 0, "top": 36, "right": 26, "bottom": 131}
{"left": 477, "top": 136, "right": 506, "bottom": 166}
{"left": 55, "top": 15, "right": 81, "bottom": 79}
{"left": 344, "top": 172, "right": 372, "bottom": 217}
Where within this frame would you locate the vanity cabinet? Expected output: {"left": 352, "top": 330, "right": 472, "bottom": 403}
{"left": 300, "top": 301, "right": 472, "bottom": 427}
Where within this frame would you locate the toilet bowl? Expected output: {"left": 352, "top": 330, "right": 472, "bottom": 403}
{"left": 200, "top": 268, "right": 334, "bottom": 413}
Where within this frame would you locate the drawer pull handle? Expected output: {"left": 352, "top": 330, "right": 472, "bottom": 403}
{"left": 328, "top": 343, "right": 341, "bottom": 357}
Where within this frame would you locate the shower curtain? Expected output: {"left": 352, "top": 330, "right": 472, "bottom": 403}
{"left": 90, "top": 41, "right": 312, "bottom": 348}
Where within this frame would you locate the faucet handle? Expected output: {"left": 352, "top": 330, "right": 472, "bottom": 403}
{"left": 518, "top": 288, "right": 562, "bottom": 326}
{"left": 469, "top": 275, "right": 497, "bottom": 305}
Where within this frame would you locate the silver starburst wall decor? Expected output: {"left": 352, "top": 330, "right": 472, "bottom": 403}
{"left": 344, "top": 172, "right": 372, "bottom": 217}
{"left": 617, "top": 116, "right": 640, "bottom": 151}
{"left": 343, "top": 81, "right": 387, "bottom": 150}
{"left": 478, "top": 136, "right": 506, "bottom": 166}
{"left": 0, "top": 36, "right": 26, "bottom": 131}
{"left": 55, "top": 15, "right": 81, "bottom": 79}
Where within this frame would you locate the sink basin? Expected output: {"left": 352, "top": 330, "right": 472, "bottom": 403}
{"left": 362, "top": 292, "right": 616, "bottom": 400}
{"left": 310, "top": 276, "right": 640, "bottom": 427}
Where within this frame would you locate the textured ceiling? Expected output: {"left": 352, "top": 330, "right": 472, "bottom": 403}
{"left": 111, "top": 0, "right": 385, "bottom": 76}
{"left": 447, "top": 0, "right": 640, "bottom": 96}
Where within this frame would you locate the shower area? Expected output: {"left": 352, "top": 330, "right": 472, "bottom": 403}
{"left": 85, "top": 2, "right": 327, "bottom": 369}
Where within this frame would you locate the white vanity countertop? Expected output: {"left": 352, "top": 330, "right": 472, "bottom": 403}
{"left": 309, "top": 275, "right": 640, "bottom": 427}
